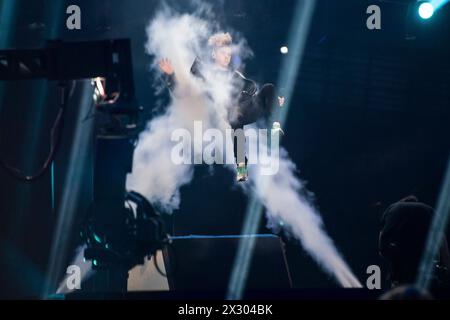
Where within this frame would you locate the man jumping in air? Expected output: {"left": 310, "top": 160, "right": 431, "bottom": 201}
{"left": 159, "top": 32, "right": 284, "bottom": 182}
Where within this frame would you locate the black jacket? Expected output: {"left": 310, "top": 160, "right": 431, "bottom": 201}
{"left": 163, "top": 57, "right": 257, "bottom": 102}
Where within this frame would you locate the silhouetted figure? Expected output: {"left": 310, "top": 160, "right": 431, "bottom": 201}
{"left": 379, "top": 195, "right": 450, "bottom": 290}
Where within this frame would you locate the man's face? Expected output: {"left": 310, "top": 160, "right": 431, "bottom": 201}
{"left": 213, "top": 46, "right": 232, "bottom": 68}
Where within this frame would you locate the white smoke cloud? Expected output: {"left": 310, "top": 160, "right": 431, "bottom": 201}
{"left": 127, "top": 13, "right": 203, "bottom": 212}
{"left": 126, "top": 6, "right": 240, "bottom": 212}
{"left": 247, "top": 140, "right": 361, "bottom": 287}
{"left": 127, "top": 3, "right": 361, "bottom": 287}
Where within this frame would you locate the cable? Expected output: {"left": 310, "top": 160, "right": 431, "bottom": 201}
{"left": 0, "top": 81, "right": 75, "bottom": 182}
{"left": 152, "top": 252, "right": 167, "bottom": 277}
{"left": 152, "top": 243, "right": 177, "bottom": 278}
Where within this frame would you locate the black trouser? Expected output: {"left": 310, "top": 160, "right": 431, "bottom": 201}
{"left": 231, "top": 83, "right": 276, "bottom": 165}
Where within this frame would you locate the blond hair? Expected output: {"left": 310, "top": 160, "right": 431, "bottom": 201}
{"left": 207, "top": 32, "right": 232, "bottom": 48}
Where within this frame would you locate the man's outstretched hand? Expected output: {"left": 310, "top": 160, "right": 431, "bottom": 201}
{"left": 158, "top": 58, "right": 174, "bottom": 75}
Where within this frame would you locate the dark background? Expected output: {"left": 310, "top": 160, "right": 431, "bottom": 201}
{"left": 0, "top": 0, "right": 449, "bottom": 297}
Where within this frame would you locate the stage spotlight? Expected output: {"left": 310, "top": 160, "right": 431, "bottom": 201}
{"left": 418, "top": 2, "right": 434, "bottom": 19}
{"left": 92, "top": 77, "right": 119, "bottom": 105}
{"left": 280, "top": 46, "right": 288, "bottom": 54}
